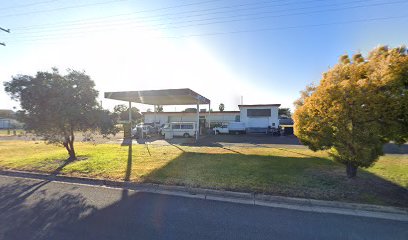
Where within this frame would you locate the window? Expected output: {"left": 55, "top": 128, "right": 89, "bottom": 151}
{"left": 247, "top": 109, "right": 271, "bottom": 117}
{"left": 172, "top": 124, "right": 181, "bottom": 129}
{"left": 235, "top": 115, "right": 240, "bottom": 122}
{"left": 181, "top": 124, "right": 193, "bottom": 129}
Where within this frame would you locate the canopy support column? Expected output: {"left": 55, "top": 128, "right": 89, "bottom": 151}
{"left": 128, "top": 101, "right": 132, "bottom": 138}
{"left": 208, "top": 103, "right": 211, "bottom": 133}
{"left": 128, "top": 101, "right": 132, "bottom": 126}
{"left": 196, "top": 102, "right": 199, "bottom": 141}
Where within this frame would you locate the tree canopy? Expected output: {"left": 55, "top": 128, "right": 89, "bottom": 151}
{"left": 294, "top": 46, "right": 408, "bottom": 178}
{"left": 278, "top": 108, "right": 292, "bottom": 118}
{"left": 4, "top": 68, "right": 118, "bottom": 160}
{"left": 113, "top": 104, "right": 142, "bottom": 123}
{"left": 155, "top": 105, "right": 163, "bottom": 112}
{"left": 219, "top": 103, "right": 225, "bottom": 112}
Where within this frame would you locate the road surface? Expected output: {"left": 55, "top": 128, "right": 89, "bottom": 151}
{"left": 0, "top": 175, "right": 407, "bottom": 240}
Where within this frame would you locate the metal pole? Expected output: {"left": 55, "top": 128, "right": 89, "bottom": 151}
{"left": 196, "top": 101, "right": 199, "bottom": 141}
{"left": 208, "top": 103, "right": 211, "bottom": 133}
{"left": 128, "top": 101, "right": 132, "bottom": 125}
{"left": 128, "top": 101, "right": 132, "bottom": 138}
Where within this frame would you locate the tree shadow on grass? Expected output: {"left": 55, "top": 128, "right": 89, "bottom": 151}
{"left": 0, "top": 178, "right": 96, "bottom": 240}
{"left": 142, "top": 151, "right": 408, "bottom": 207}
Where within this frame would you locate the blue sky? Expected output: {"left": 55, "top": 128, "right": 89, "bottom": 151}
{"left": 1, "top": 0, "right": 407, "bottom": 112}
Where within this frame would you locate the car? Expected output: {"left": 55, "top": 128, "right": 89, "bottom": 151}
{"left": 132, "top": 124, "right": 154, "bottom": 138}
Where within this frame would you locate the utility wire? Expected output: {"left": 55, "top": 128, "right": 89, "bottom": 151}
{"left": 144, "top": 0, "right": 408, "bottom": 31}
{"left": 8, "top": 14, "right": 408, "bottom": 44}
{"left": 0, "top": 0, "right": 60, "bottom": 11}
{"left": 12, "top": 0, "right": 330, "bottom": 32}
{"left": 169, "top": 14, "right": 408, "bottom": 38}
{"left": 0, "top": 0, "right": 221, "bottom": 19}
{"left": 10, "top": 0, "right": 272, "bottom": 30}
{"left": 8, "top": 0, "right": 390, "bottom": 35}
{"left": 9, "top": 0, "right": 407, "bottom": 38}
{"left": 0, "top": 0, "right": 126, "bottom": 18}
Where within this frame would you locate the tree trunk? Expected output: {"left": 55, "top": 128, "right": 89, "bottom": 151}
{"left": 68, "top": 131, "right": 76, "bottom": 160}
{"left": 63, "top": 131, "right": 77, "bottom": 160}
{"left": 346, "top": 162, "right": 357, "bottom": 178}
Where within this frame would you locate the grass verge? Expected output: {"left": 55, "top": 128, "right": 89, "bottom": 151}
{"left": 0, "top": 141, "right": 407, "bottom": 207}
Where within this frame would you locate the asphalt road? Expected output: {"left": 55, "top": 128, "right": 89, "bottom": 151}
{"left": 0, "top": 175, "right": 407, "bottom": 240}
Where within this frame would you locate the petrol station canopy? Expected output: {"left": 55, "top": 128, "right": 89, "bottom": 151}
{"left": 104, "top": 88, "right": 210, "bottom": 105}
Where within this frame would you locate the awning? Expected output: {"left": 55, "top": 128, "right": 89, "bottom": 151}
{"left": 104, "top": 88, "right": 210, "bottom": 105}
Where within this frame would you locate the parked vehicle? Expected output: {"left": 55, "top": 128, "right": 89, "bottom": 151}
{"left": 213, "top": 122, "right": 246, "bottom": 135}
{"left": 228, "top": 122, "right": 246, "bottom": 134}
{"left": 213, "top": 123, "right": 229, "bottom": 134}
{"left": 158, "top": 124, "right": 166, "bottom": 135}
{"left": 161, "top": 122, "right": 196, "bottom": 138}
{"left": 267, "top": 126, "right": 281, "bottom": 136}
{"left": 132, "top": 124, "right": 154, "bottom": 138}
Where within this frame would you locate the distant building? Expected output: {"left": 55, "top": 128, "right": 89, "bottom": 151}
{"left": 0, "top": 118, "right": 14, "bottom": 129}
{"left": 0, "top": 109, "right": 23, "bottom": 129}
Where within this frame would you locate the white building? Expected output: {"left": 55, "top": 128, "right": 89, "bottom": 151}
{"left": 238, "top": 104, "right": 280, "bottom": 129}
{"left": 143, "top": 103, "right": 280, "bottom": 130}
{"left": 143, "top": 111, "right": 240, "bottom": 128}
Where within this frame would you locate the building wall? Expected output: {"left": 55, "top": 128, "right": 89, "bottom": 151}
{"left": 144, "top": 106, "right": 280, "bottom": 129}
{"left": 0, "top": 118, "right": 16, "bottom": 129}
{"left": 239, "top": 106, "right": 279, "bottom": 128}
{"left": 144, "top": 114, "right": 168, "bottom": 125}
{"left": 144, "top": 112, "right": 239, "bottom": 127}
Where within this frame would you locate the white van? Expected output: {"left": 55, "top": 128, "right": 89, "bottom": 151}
{"left": 161, "top": 122, "right": 196, "bottom": 138}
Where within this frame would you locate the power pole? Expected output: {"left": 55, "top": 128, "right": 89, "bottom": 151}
{"left": 1, "top": 26, "right": 10, "bottom": 46}
{"left": 0, "top": 27, "right": 10, "bottom": 33}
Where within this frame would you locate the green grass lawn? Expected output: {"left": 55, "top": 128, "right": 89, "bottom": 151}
{"left": 0, "top": 141, "right": 407, "bottom": 207}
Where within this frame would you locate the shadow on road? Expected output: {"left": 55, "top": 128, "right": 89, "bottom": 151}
{"left": 0, "top": 179, "right": 95, "bottom": 240}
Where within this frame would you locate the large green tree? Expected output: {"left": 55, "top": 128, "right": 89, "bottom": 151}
{"left": 113, "top": 104, "right": 142, "bottom": 123}
{"left": 294, "top": 46, "right": 408, "bottom": 178}
{"left": 4, "top": 68, "right": 118, "bottom": 160}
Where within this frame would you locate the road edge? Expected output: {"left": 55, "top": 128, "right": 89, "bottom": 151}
{"left": 1, "top": 169, "right": 407, "bottom": 221}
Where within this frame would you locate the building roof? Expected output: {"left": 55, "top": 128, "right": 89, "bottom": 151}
{"left": 104, "top": 88, "right": 210, "bottom": 105}
{"left": 143, "top": 111, "right": 239, "bottom": 115}
{"left": 238, "top": 104, "right": 281, "bottom": 108}
{"left": 0, "top": 109, "right": 15, "bottom": 118}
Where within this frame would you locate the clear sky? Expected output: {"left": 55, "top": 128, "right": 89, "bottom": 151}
{"left": 1, "top": 0, "right": 407, "bottom": 112}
